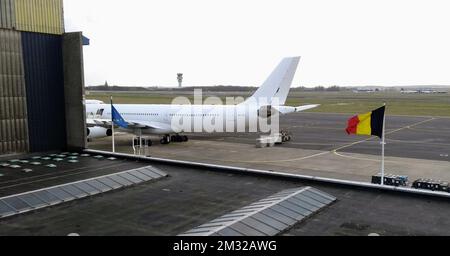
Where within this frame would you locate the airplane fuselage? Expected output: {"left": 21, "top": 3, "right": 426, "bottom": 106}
{"left": 86, "top": 103, "right": 285, "bottom": 135}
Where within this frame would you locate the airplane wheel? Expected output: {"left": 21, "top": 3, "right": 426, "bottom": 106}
{"left": 171, "top": 135, "right": 185, "bottom": 142}
{"left": 183, "top": 136, "right": 189, "bottom": 142}
{"left": 160, "top": 135, "right": 171, "bottom": 145}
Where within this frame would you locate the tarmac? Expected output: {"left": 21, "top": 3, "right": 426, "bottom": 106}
{"left": 88, "top": 113, "right": 450, "bottom": 183}
{"left": 186, "top": 112, "right": 450, "bottom": 161}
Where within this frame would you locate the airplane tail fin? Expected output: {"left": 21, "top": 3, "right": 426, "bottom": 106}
{"left": 242, "top": 57, "right": 300, "bottom": 106}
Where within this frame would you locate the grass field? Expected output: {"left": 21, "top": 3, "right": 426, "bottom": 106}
{"left": 86, "top": 90, "right": 450, "bottom": 117}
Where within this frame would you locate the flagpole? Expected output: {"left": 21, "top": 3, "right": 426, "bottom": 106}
{"left": 111, "top": 96, "right": 115, "bottom": 153}
{"left": 381, "top": 102, "right": 386, "bottom": 186}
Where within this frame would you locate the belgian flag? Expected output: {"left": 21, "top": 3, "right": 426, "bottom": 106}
{"left": 346, "top": 106, "right": 385, "bottom": 138}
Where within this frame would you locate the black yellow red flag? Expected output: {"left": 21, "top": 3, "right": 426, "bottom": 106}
{"left": 346, "top": 106, "right": 385, "bottom": 138}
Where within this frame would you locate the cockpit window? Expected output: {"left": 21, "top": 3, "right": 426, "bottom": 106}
{"left": 96, "top": 109, "right": 104, "bottom": 116}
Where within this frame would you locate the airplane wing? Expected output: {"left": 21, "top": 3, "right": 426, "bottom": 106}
{"left": 88, "top": 118, "right": 173, "bottom": 131}
{"left": 271, "top": 104, "right": 320, "bottom": 115}
{"left": 294, "top": 104, "right": 320, "bottom": 112}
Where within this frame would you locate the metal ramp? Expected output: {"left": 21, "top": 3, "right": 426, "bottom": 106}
{"left": 0, "top": 166, "right": 168, "bottom": 219}
{"left": 180, "top": 187, "right": 336, "bottom": 236}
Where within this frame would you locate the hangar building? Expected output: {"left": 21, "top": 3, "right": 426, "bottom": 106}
{"left": 0, "top": 0, "right": 86, "bottom": 155}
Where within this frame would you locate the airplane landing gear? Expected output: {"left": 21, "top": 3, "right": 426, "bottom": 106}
{"left": 161, "top": 134, "right": 189, "bottom": 144}
{"left": 280, "top": 131, "right": 292, "bottom": 142}
{"left": 170, "top": 134, "right": 189, "bottom": 143}
{"left": 160, "top": 135, "right": 171, "bottom": 145}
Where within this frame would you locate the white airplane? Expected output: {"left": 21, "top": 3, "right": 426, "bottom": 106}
{"left": 85, "top": 57, "right": 319, "bottom": 144}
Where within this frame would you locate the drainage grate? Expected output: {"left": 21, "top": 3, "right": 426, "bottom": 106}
{"left": 0, "top": 166, "right": 168, "bottom": 219}
{"left": 180, "top": 187, "right": 336, "bottom": 236}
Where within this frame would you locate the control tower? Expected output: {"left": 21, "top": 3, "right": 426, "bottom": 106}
{"left": 177, "top": 73, "right": 183, "bottom": 88}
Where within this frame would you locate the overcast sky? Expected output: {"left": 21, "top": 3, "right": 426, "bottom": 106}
{"left": 64, "top": 0, "right": 450, "bottom": 87}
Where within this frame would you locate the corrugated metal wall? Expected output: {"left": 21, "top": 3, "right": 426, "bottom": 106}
{"left": 15, "top": 0, "right": 64, "bottom": 35}
{"left": 21, "top": 31, "right": 67, "bottom": 152}
{"left": 1, "top": 0, "right": 82, "bottom": 155}
{"left": 0, "top": 28, "right": 29, "bottom": 154}
{"left": 0, "top": 0, "right": 16, "bottom": 29}
{"left": 0, "top": 0, "right": 64, "bottom": 35}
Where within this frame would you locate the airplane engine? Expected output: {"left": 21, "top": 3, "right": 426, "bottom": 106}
{"left": 258, "top": 105, "right": 279, "bottom": 118}
{"left": 87, "top": 127, "right": 112, "bottom": 139}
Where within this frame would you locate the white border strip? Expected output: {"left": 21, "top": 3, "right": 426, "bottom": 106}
{"left": 84, "top": 149, "right": 450, "bottom": 199}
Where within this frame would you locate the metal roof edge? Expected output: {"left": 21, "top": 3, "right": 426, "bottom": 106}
{"left": 83, "top": 149, "right": 450, "bottom": 199}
